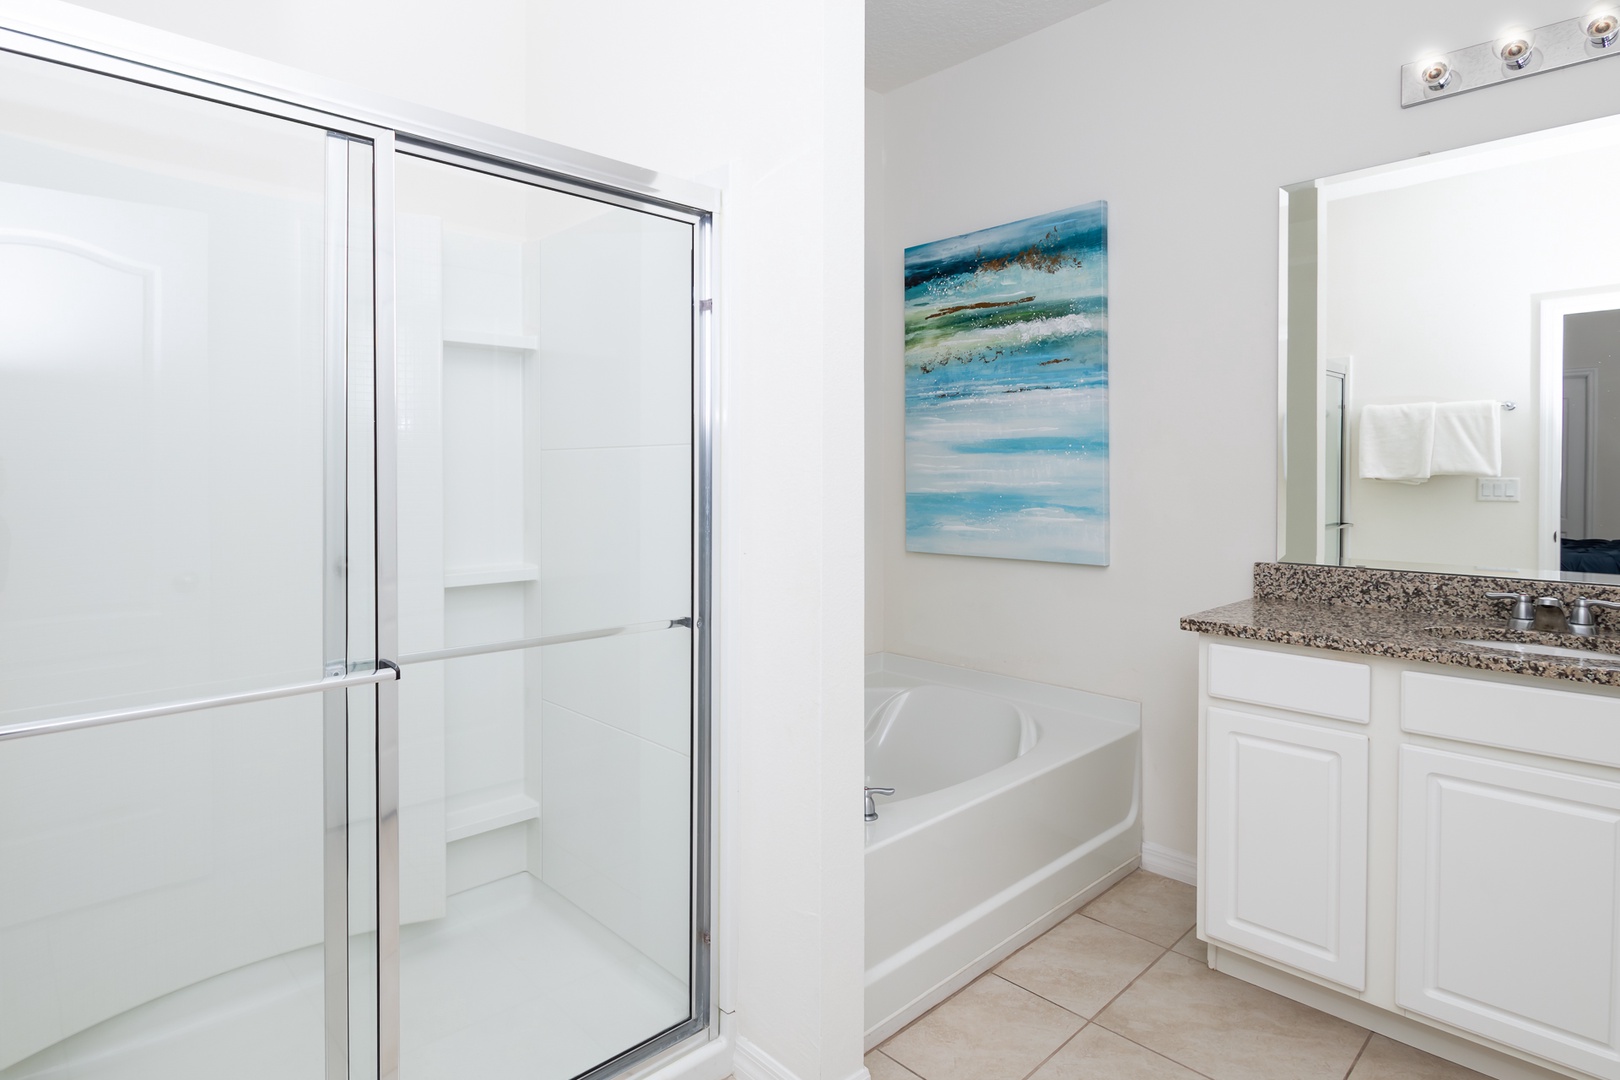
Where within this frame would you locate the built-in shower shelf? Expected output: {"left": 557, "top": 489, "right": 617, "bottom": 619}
{"left": 446, "top": 786, "right": 540, "bottom": 842}
{"left": 443, "top": 329, "right": 538, "bottom": 352}
{"left": 444, "top": 563, "right": 538, "bottom": 588}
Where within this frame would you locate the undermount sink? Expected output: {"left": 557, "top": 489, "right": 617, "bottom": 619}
{"left": 1424, "top": 624, "right": 1620, "bottom": 662}
{"left": 1454, "top": 639, "right": 1620, "bottom": 662}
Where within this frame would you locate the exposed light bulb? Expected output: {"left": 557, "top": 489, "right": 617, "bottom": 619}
{"left": 1420, "top": 59, "right": 1453, "bottom": 90}
{"left": 1497, "top": 33, "right": 1534, "bottom": 68}
{"left": 1586, "top": 10, "right": 1620, "bottom": 46}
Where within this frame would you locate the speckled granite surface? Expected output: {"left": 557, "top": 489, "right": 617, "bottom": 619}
{"left": 1252, "top": 561, "right": 1620, "bottom": 617}
{"left": 1181, "top": 563, "right": 1620, "bottom": 686}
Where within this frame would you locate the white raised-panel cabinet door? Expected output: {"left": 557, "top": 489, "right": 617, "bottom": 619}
{"left": 1205, "top": 707, "right": 1369, "bottom": 989}
{"left": 1398, "top": 746, "right": 1620, "bottom": 1079}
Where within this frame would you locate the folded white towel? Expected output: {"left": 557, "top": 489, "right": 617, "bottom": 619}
{"left": 1359, "top": 403, "right": 1435, "bottom": 483}
{"left": 1431, "top": 400, "right": 1501, "bottom": 477}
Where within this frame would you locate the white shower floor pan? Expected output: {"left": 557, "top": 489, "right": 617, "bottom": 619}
{"left": 1, "top": 874, "right": 688, "bottom": 1080}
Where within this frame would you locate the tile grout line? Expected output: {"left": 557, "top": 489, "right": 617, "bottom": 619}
{"left": 878, "top": 888, "right": 1164, "bottom": 1057}
{"left": 882, "top": 875, "right": 1197, "bottom": 1080}
{"left": 1014, "top": 1017, "right": 1089, "bottom": 1080}
{"left": 873, "top": 1048, "right": 923, "bottom": 1080}
{"left": 988, "top": 971, "right": 1088, "bottom": 1023}
{"left": 1082, "top": 938, "right": 1223, "bottom": 1080}
{"left": 877, "top": 971, "right": 984, "bottom": 1051}
{"left": 1341, "top": 1031, "right": 1375, "bottom": 1080}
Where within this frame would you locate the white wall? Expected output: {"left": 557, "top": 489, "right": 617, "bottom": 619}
{"left": 1322, "top": 144, "right": 1620, "bottom": 573}
{"left": 33, "top": 1, "right": 868, "bottom": 1078}
{"left": 867, "top": 0, "right": 1620, "bottom": 860}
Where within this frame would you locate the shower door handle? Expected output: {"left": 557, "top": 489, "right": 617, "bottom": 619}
{"left": 0, "top": 664, "right": 400, "bottom": 742}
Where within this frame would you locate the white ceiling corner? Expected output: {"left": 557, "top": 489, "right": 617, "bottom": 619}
{"left": 866, "top": 0, "right": 1113, "bottom": 93}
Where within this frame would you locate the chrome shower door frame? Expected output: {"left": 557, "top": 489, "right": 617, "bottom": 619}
{"left": 0, "top": 8, "right": 719, "bottom": 1080}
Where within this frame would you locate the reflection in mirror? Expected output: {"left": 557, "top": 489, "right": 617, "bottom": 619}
{"left": 1278, "top": 115, "right": 1620, "bottom": 583}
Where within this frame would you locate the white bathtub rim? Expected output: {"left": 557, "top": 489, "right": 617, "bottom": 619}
{"left": 863, "top": 653, "right": 1141, "bottom": 851}
{"left": 867, "top": 652, "right": 1140, "bottom": 726}
{"left": 867, "top": 684, "right": 1039, "bottom": 763}
{"left": 863, "top": 703, "right": 1136, "bottom": 852}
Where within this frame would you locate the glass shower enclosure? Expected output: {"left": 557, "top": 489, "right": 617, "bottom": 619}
{"left": 0, "top": 18, "right": 711, "bottom": 1080}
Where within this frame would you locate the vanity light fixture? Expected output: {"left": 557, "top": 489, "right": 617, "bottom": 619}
{"left": 1587, "top": 9, "right": 1620, "bottom": 46}
{"left": 1402, "top": 9, "right": 1620, "bottom": 106}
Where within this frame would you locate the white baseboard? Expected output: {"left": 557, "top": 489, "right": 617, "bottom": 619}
{"left": 734, "top": 1037, "right": 871, "bottom": 1080}
{"left": 733, "top": 1037, "right": 795, "bottom": 1080}
{"left": 1140, "top": 841, "right": 1196, "bottom": 885}
{"left": 1212, "top": 948, "right": 1568, "bottom": 1080}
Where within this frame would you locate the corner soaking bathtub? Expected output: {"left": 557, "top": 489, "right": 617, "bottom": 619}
{"left": 864, "top": 653, "right": 1141, "bottom": 1044}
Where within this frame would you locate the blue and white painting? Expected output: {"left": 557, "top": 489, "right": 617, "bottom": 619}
{"left": 904, "top": 202, "right": 1109, "bottom": 565}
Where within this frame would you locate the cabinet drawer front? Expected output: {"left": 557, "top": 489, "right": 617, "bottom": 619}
{"left": 1204, "top": 707, "right": 1368, "bottom": 990}
{"left": 1207, "top": 643, "right": 1370, "bottom": 723}
{"left": 1402, "top": 671, "right": 1620, "bottom": 768}
{"left": 1398, "top": 746, "right": 1620, "bottom": 1077}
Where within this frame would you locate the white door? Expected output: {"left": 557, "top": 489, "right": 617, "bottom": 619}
{"left": 1565, "top": 371, "right": 1593, "bottom": 539}
{"left": 1397, "top": 746, "right": 1620, "bottom": 1079}
{"left": 1204, "top": 707, "right": 1368, "bottom": 989}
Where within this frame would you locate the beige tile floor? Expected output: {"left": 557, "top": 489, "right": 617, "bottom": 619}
{"left": 866, "top": 870, "right": 1493, "bottom": 1080}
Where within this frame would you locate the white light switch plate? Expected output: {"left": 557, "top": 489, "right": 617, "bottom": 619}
{"left": 1478, "top": 477, "right": 1520, "bottom": 502}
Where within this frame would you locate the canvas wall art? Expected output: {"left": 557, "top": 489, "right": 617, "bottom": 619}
{"left": 904, "top": 201, "right": 1109, "bottom": 565}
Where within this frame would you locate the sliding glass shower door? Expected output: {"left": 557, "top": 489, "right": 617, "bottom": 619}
{"left": 0, "top": 44, "right": 383, "bottom": 1080}
{"left": 390, "top": 153, "right": 702, "bottom": 1080}
{"left": 0, "top": 20, "right": 710, "bottom": 1080}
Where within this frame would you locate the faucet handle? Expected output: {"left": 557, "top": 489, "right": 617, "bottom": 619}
{"left": 863, "top": 786, "right": 896, "bottom": 823}
{"left": 1486, "top": 591, "right": 1535, "bottom": 629}
{"left": 1570, "top": 597, "right": 1620, "bottom": 636}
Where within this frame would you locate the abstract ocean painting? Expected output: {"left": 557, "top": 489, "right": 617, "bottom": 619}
{"left": 904, "top": 202, "right": 1109, "bottom": 565}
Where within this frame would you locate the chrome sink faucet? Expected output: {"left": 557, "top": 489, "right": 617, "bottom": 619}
{"left": 1485, "top": 591, "right": 1620, "bottom": 636}
{"left": 864, "top": 786, "right": 894, "bottom": 822}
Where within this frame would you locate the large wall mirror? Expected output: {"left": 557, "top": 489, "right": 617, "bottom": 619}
{"left": 1279, "top": 114, "right": 1620, "bottom": 582}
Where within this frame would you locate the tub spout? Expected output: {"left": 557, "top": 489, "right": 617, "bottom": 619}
{"left": 864, "top": 786, "right": 895, "bottom": 822}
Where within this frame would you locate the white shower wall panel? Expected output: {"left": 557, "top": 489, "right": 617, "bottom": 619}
{"left": 0, "top": 698, "right": 325, "bottom": 1070}
{"left": 536, "top": 446, "right": 691, "bottom": 636}
{"left": 541, "top": 631, "right": 692, "bottom": 756}
{"left": 442, "top": 229, "right": 527, "bottom": 339}
{"left": 540, "top": 701, "right": 691, "bottom": 980}
{"left": 534, "top": 216, "right": 692, "bottom": 450}
{"left": 443, "top": 586, "right": 527, "bottom": 803}
{"left": 442, "top": 346, "right": 528, "bottom": 573}
{"left": 394, "top": 211, "right": 450, "bottom": 921}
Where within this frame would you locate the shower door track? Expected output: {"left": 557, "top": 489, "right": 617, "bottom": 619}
{"left": 0, "top": 7, "right": 719, "bottom": 1080}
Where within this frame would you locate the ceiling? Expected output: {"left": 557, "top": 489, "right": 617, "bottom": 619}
{"left": 866, "top": 0, "right": 1112, "bottom": 92}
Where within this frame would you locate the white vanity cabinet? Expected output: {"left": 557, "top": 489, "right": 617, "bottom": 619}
{"left": 1396, "top": 745, "right": 1620, "bottom": 1079}
{"left": 1204, "top": 707, "right": 1368, "bottom": 987}
{"left": 1203, "top": 642, "right": 1370, "bottom": 989}
{"left": 1198, "top": 638, "right": 1620, "bottom": 1080}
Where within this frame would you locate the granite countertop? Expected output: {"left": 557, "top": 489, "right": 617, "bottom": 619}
{"left": 1181, "top": 595, "right": 1620, "bottom": 687}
